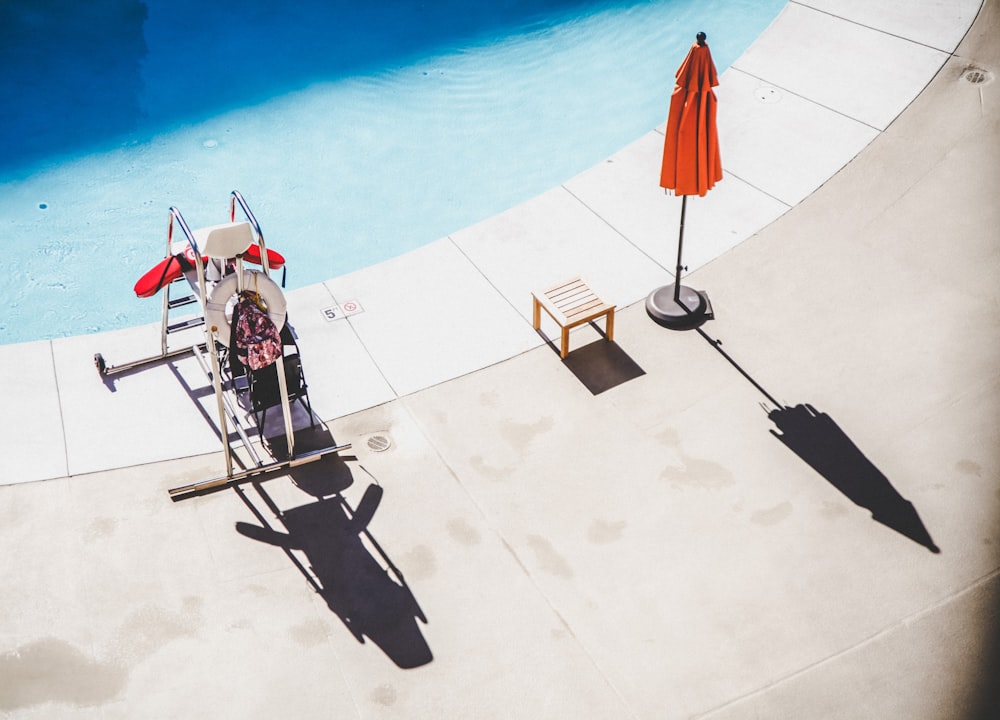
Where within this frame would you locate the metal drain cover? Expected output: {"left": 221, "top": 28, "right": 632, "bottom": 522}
{"left": 366, "top": 434, "right": 392, "bottom": 452}
{"left": 963, "top": 67, "right": 993, "bottom": 84}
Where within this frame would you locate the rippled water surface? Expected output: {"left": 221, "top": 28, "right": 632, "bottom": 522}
{"left": 0, "top": 0, "right": 782, "bottom": 344}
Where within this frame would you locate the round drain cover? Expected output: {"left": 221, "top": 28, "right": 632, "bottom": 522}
{"left": 963, "top": 67, "right": 993, "bottom": 84}
{"left": 366, "top": 434, "right": 392, "bottom": 452}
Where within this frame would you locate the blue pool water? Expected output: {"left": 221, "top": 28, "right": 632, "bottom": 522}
{"left": 0, "top": 0, "right": 783, "bottom": 345}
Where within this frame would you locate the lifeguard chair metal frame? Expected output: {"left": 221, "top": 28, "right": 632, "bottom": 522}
{"left": 94, "top": 191, "right": 350, "bottom": 500}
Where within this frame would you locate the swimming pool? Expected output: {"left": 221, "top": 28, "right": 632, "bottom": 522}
{"left": 0, "top": 0, "right": 783, "bottom": 345}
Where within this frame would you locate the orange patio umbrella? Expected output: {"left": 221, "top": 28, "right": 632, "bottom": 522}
{"left": 647, "top": 32, "right": 722, "bottom": 330}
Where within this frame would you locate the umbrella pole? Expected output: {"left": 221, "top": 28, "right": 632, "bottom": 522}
{"left": 645, "top": 193, "right": 713, "bottom": 330}
{"left": 673, "top": 195, "right": 687, "bottom": 303}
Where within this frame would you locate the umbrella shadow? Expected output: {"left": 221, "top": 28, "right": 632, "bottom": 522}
{"left": 696, "top": 328, "right": 940, "bottom": 553}
{"left": 768, "top": 403, "right": 940, "bottom": 553}
{"left": 234, "top": 459, "right": 432, "bottom": 668}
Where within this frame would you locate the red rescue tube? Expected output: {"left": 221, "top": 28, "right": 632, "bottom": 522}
{"left": 133, "top": 244, "right": 286, "bottom": 298}
{"left": 243, "top": 244, "right": 285, "bottom": 270}
{"left": 134, "top": 255, "right": 190, "bottom": 298}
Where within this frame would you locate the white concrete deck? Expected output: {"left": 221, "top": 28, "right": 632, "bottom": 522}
{"left": 1, "top": 0, "right": 984, "bottom": 483}
{"left": 1, "top": 1, "right": 997, "bottom": 718}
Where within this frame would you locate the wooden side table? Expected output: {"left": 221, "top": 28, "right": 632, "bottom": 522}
{"left": 532, "top": 277, "right": 615, "bottom": 358}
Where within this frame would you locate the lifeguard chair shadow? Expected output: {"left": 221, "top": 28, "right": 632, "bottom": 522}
{"left": 94, "top": 190, "right": 350, "bottom": 500}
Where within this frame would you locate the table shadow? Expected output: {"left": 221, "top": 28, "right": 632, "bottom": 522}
{"left": 561, "top": 338, "right": 646, "bottom": 395}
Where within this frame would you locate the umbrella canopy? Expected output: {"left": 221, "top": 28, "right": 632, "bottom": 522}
{"left": 660, "top": 38, "right": 722, "bottom": 197}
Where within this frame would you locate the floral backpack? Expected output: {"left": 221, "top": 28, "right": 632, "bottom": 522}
{"left": 232, "top": 292, "right": 283, "bottom": 371}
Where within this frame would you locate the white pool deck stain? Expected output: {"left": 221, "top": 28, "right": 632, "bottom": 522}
{"left": 0, "top": 1, "right": 998, "bottom": 718}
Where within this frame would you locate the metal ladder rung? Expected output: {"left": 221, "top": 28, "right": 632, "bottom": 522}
{"left": 167, "top": 294, "right": 198, "bottom": 309}
{"left": 166, "top": 317, "right": 205, "bottom": 334}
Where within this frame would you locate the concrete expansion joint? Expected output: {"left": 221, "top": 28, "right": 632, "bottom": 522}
{"left": 716, "top": 168, "right": 791, "bottom": 210}
{"left": 726, "top": 65, "right": 883, "bottom": 132}
{"left": 46, "top": 339, "right": 71, "bottom": 477}
{"left": 790, "top": 0, "right": 960, "bottom": 53}
{"left": 691, "top": 568, "right": 1000, "bottom": 720}
{"left": 560, "top": 184, "right": 652, "bottom": 266}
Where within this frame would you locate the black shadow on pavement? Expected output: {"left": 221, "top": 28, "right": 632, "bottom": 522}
{"left": 768, "top": 403, "right": 940, "bottom": 553}
{"left": 562, "top": 339, "right": 645, "bottom": 395}
{"left": 538, "top": 323, "right": 645, "bottom": 394}
{"left": 234, "top": 458, "right": 432, "bottom": 668}
{"left": 695, "top": 328, "right": 940, "bottom": 553}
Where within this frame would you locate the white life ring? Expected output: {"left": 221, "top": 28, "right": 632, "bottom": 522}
{"left": 205, "top": 269, "right": 286, "bottom": 346}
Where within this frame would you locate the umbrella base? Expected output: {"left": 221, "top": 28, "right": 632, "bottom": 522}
{"left": 645, "top": 284, "right": 714, "bottom": 330}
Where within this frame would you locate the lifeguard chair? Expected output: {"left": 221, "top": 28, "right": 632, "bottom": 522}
{"left": 94, "top": 191, "right": 350, "bottom": 499}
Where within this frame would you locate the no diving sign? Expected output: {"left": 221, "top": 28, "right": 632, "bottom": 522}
{"left": 321, "top": 300, "right": 364, "bottom": 321}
